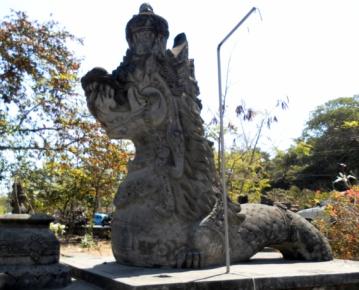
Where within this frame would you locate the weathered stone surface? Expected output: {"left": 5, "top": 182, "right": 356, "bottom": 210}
{"left": 0, "top": 264, "right": 71, "bottom": 290}
{"left": 81, "top": 4, "right": 332, "bottom": 268}
{"left": 0, "top": 214, "right": 59, "bottom": 265}
{"left": 0, "top": 214, "right": 71, "bottom": 289}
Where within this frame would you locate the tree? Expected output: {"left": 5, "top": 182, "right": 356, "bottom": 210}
{"left": 0, "top": 11, "right": 82, "bottom": 159}
{"left": 206, "top": 98, "right": 288, "bottom": 202}
{"left": 268, "top": 141, "right": 313, "bottom": 189}
{"left": 225, "top": 149, "right": 270, "bottom": 203}
{"left": 0, "top": 11, "right": 131, "bottom": 224}
{"left": 74, "top": 122, "right": 130, "bottom": 219}
{"left": 301, "top": 96, "right": 359, "bottom": 189}
{"left": 269, "top": 96, "right": 359, "bottom": 190}
{"left": 16, "top": 122, "right": 130, "bottom": 225}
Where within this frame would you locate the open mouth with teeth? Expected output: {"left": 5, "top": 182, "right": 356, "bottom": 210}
{"left": 87, "top": 82, "right": 166, "bottom": 139}
{"left": 82, "top": 67, "right": 169, "bottom": 139}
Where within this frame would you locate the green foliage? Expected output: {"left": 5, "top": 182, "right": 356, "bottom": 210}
{"left": 304, "top": 96, "right": 359, "bottom": 138}
{"left": 0, "top": 195, "right": 9, "bottom": 214}
{"left": 301, "top": 96, "right": 359, "bottom": 189}
{"left": 266, "top": 186, "right": 330, "bottom": 209}
{"left": 225, "top": 150, "right": 270, "bottom": 203}
{"left": 50, "top": 222, "right": 66, "bottom": 238}
{"left": 17, "top": 125, "right": 130, "bottom": 223}
{"left": 207, "top": 98, "right": 287, "bottom": 203}
{"left": 269, "top": 96, "right": 359, "bottom": 190}
{"left": 80, "top": 233, "right": 97, "bottom": 248}
{"left": 268, "top": 142, "right": 312, "bottom": 189}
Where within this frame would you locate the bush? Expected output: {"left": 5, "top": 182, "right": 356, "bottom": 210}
{"left": 314, "top": 187, "right": 359, "bottom": 260}
{"left": 265, "top": 186, "right": 330, "bottom": 209}
{"left": 80, "top": 233, "right": 97, "bottom": 248}
{"left": 49, "top": 222, "right": 66, "bottom": 238}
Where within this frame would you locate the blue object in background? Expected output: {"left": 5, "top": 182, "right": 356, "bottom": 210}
{"left": 93, "top": 212, "right": 109, "bottom": 226}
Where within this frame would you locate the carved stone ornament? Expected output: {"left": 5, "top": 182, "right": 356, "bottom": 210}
{"left": 81, "top": 4, "right": 333, "bottom": 268}
{"left": 0, "top": 214, "right": 70, "bottom": 289}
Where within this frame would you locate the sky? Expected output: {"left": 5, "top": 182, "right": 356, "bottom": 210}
{"left": 1, "top": 0, "right": 359, "bottom": 152}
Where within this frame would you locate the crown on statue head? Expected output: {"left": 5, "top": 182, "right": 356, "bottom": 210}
{"left": 126, "top": 3, "right": 169, "bottom": 45}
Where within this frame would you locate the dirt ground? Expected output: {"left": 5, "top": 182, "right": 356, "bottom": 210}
{"left": 60, "top": 240, "right": 113, "bottom": 257}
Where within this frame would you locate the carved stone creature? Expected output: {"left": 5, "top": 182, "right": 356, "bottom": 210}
{"left": 10, "top": 182, "right": 32, "bottom": 214}
{"left": 81, "top": 4, "right": 332, "bottom": 268}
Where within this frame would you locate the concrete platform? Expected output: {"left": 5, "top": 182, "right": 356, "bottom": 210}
{"left": 32, "top": 279, "right": 103, "bottom": 290}
{"left": 61, "top": 252, "right": 359, "bottom": 290}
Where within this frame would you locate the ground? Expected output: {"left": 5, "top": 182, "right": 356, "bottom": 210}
{"left": 60, "top": 240, "right": 113, "bottom": 257}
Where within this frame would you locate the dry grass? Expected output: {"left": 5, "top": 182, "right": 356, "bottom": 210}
{"left": 60, "top": 240, "right": 113, "bottom": 257}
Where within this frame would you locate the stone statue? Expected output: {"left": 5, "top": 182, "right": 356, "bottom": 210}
{"left": 10, "top": 181, "right": 32, "bottom": 214}
{"left": 81, "top": 4, "right": 332, "bottom": 268}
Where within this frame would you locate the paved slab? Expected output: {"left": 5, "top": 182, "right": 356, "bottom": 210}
{"left": 61, "top": 252, "right": 359, "bottom": 290}
{"left": 32, "top": 278, "right": 103, "bottom": 290}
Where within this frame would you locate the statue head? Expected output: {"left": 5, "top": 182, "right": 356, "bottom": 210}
{"left": 126, "top": 3, "right": 169, "bottom": 56}
{"left": 82, "top": 4, "right": 187, "bottom": 147}
{"left": 139, "top": 3, "right": 153, "bottom": 13}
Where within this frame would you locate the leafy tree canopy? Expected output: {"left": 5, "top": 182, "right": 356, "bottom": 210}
{"left": 270, "top": 96, "right": 359, "bottom": 190}
{"left": 0, "top": 10, "right": 82, "bottom": 154}
{"left": 302, "top": 96, "right": 359, "bottom": 189}
{"left": 0, "top": 11, "right": 131, "bottom": 223}
{"left": 304, "top": 96, "right": 359, "bottom": 139}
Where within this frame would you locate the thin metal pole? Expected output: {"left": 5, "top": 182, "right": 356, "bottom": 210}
{"left": 217, "top": 7, "right": 257, "bottom": 274}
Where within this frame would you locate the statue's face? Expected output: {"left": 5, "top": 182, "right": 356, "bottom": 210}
{"left": 128, "top": 31, "right": 167, "bottom": 56}
{"left": 86, "top": 83, "right": 168, "bottom": 140}
{"left": 130, "top": 31, "right": 156, "bottom": 55}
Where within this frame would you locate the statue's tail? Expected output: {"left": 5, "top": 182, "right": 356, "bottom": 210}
{"left": 275, "top": 211, "right": 333, "bottom": 261}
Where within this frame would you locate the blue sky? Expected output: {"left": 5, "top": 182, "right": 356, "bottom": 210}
{"left": 1, "top": 0, "right": 359, "bottom": 152}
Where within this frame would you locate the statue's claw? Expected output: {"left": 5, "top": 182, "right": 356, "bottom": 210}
{"left": 175, "top": 248, "right": 186, "bottom": 268}
{"left": 176, "top": 248, "right": 202, "bottom": 269}
{"left": 188, "top": 251, "right": 201, "bottom": 269}
{"left": 87, "top": 82, "right": 98, "bottom": 93}
{"left": 86, "top": 83, "right": 115, "bottom": 102}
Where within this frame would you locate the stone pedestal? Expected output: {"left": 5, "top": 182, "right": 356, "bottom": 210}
{"left": 0, "top": 214, "right": 71, "bottom": 289}
{"left": 61, "top": 252, "right": 359, "bottom": 290}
